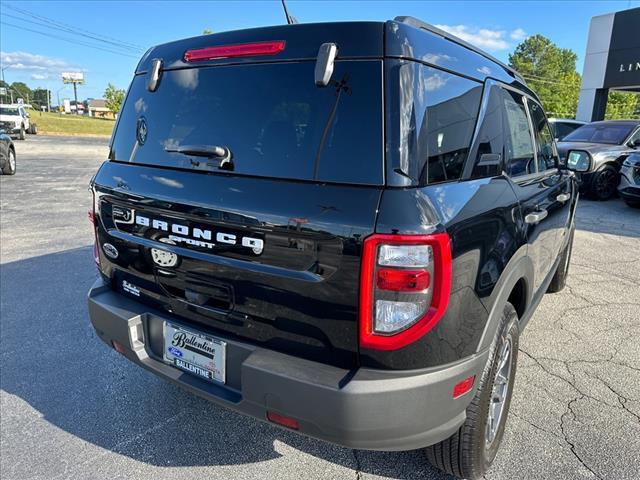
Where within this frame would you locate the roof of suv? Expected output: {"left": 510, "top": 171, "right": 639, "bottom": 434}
{"left": 587, "top": 120, "right": 640, "bottom": 127}
{"left": 136, "top": 19, "right": 531, "bottom": 93}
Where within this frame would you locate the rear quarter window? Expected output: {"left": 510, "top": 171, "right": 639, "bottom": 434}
{"left": 111, "top": 61, "right": 383, "bottom": 185}
{"left": 386, "top": 60, "right": 483, "bottom": 185}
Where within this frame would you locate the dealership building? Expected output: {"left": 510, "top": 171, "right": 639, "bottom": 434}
{"left": 576, "top": 7, "right": 640, "bottom": 121}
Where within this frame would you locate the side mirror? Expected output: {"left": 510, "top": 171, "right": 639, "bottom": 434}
{"left": 628, "top": 139, "right": 640, "bottom": 149}
{"left": 566, "top": 150, "right": 592, "bottom": 173}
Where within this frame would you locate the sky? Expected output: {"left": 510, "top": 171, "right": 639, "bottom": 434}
{"left": 1, "top": 0, "right": 639, "bottom": 103}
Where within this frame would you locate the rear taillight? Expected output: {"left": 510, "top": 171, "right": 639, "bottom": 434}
{"left": 184, "top": 40, "right": 286, "bottom": 62}
{"left": 359, "top": 233, "right": 452, "bottom": 350}
{"left": 89, "top": 192, "right": 99, "bottom": 266}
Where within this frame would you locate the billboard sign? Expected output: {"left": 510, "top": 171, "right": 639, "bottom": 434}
{"left": 604, "top": 8, "right": 640, "bottom": 89}
{"left": 62, "top": 72, "right": 85, "bottom": 84}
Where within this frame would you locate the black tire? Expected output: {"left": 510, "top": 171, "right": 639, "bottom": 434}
{"left": 18, "top": 126, "right": 26, "bottom": 141}
{"left": 623, "top": 198, "right": 640, "bottom": 208}
{"left": 1, "top": 148, "right": 16, "bottom": 175}
{"left": 590, "top": 165, "right": 618, "bottom": 200}
{"left": 425, "top": 303, "right": 519, "bottom": 480}
{"left": 547, "top": 226, "right": 574, "bottom": 293}
{"left": 28, "top": 123, "right": 38, "bottom": 135}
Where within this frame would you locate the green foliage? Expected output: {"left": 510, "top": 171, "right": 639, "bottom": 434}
{"left": 29, "top": 110, "right": 114, "bottom": 136}
{"left": 31, "top": 88, "right": 50, "bottom": 109}
{"left": 509, "top": 35, "right": 581, "bottom": 118}
{"left": 10, "top": 81, "right": 32, "bottom": 103}
{"left": 104, "top": 83, "right": 126, "bottom": 114}
{"left": 202, "top": 28, "right": 213, "bottom": 35}
{"left": 605, "top": 91, "right": 639, "bottom": 120}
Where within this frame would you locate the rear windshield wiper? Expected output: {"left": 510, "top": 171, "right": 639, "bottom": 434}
{"left": 165, "top": 144, "right": 234, "bottom": 171}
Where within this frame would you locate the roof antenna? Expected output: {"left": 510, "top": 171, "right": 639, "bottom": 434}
{"left": 281, "top": 0, "right": 297, "bottom": 25}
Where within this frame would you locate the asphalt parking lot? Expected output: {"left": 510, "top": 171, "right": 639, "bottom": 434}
{"left": 1, "top": 135, "right": 639, "bottom": 480}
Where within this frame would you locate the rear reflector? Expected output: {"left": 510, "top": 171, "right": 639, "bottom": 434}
{"left": 452, "top": 375, "right": 475, "bottom": 398}
{"left": 266, "top": 411, "right": 299, "bottom": 430}
{"left": 112, "top": 340, "right": 127, "bottom": 355}
{"left": 185, "top": 41, "right": 286, "bottom": 62}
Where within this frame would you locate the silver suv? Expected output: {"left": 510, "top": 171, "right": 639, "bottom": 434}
{"left": 619, "top": 152, "right": 640, "bottom": 207}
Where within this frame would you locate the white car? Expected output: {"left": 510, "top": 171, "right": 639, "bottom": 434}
{"left": 0, "top": 104, "right": 36, "bottom": 140}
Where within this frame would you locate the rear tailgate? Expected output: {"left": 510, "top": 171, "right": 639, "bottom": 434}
{"left": 93, "top": 26, "right": 384, "bottom": 369}
{"left": 94, "top": 167, "right": 381, "bottom": 367}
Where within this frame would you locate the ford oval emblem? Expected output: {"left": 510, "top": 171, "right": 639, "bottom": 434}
{"left": 136, "top": 117, "right": 148, "bottom": 145}
{"left": 102, "top": 243, "right": 119, "bottom": 259}
{"left": 168, "top": 346, "right": 183, "bottom": 358}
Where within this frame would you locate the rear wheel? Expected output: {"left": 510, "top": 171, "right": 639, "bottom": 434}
{"left": 28, "top": 123, "right": 38, "bottom": 135}
{"left": 425, "top": 303, "right": 519, "bottom": 480}
{"left": 590, "top": 165, "right": 618, "bottom": 200}
{"left": 1, "top": 148, "right": 16, "bottom": 175}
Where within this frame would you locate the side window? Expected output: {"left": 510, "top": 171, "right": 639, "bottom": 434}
{"left": 528, "top": 101, "right": 557, "bottom": 171}
{"left": 627, "top": 128, "right": 640, "bottom": 147}
{"left": 471, "top": 85, "right": 505, "bottom": 178}
{"left": 387, "top": 61, "right": 483, "bottom": 185}
{"left": 501, "top": 89, "right": 535, "bottom": 178}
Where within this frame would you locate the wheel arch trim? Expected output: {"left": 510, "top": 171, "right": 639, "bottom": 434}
{"left": 476, "top": 250, "right": 533, "bottom": 352}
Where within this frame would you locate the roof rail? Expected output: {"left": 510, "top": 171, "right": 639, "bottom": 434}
{"left": 393, "top": 16, "right": 524, "bottom": 82}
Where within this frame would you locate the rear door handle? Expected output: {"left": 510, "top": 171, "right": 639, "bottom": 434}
{"left": 525, "top": 210, "right": 548, "bottom": 224}
{"left": 556, "top": 193, "right": 571, "bottom": 202}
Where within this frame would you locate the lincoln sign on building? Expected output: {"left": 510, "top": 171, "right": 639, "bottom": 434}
{"left": 577, "top": 7, "right": 640, "bottom": 121}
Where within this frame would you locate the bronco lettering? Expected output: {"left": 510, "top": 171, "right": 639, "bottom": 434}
{"left": 133, "top": 214, "right": 264, "bottom": 253}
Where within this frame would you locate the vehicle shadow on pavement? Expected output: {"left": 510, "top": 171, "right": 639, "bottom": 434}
{"left": 0, "top": 247, "right": 454, "bottom": 480}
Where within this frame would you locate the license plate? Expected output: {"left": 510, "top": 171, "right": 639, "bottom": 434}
{"left": 163, "top": 323, "right": 226, "bottom": 384}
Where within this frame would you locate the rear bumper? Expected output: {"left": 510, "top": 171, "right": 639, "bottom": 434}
{"left": 88, "top": 278, "right": 489, "bottom": 451}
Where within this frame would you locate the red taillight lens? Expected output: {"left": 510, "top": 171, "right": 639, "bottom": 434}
{"left": 89, "top": 194, "right": 99, "bottom": 266}
{"left": 359, "top": 233, "right": 452, "bottom": 350}
{"left": 184, "top": 41, "right": 286, "bottom": 62}
{"left": 266, "top": 411, "right": 299, "bottom": 430}
{"left": 453, "top": 375, "right": 475, "bottom": 398}
{"left": 376, "top": 269, "right": 430, "bottom": 292}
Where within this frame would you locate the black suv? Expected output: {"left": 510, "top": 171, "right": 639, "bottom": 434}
{"left": 87, "top": 17, "right": 587, "bottom": 479}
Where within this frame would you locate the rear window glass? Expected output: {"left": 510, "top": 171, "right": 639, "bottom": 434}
{"left": 111, "top": 61, "right": 383, "bottom": 185}
{"left": 562, "top": 123, "right": 634, "bottom": 145}
{"left": 552, "top": 121, "right": 582, "bottom": 141}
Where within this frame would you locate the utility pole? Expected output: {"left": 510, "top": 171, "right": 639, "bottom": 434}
{"left": 72, "top": 82, "right": 78, "bottom": 114}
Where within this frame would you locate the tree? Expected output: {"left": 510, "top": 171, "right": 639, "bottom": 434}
{"left": 202, "top": 28, "right": 213, "bottom": 35}
{"left": 31, "top": 88, "right": 50, "bottom": 110}
{"left": 104, "top": 83, "right": 125, "bottom": 115}
{"left": 10, "top": 81, "right": 32, "bottom": 104}
{"left": 509, "top": 35, "right": 581, "bottom": 118}
{"left": 605, "top": 91, "right": 639, "bottom": 120}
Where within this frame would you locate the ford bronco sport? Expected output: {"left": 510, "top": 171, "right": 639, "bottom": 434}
{"left": 87, "top": 17, "right": 588, "bottom": 479}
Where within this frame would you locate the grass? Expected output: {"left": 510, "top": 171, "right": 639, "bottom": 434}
{"left": 28, "top": 110, "right": 115, "bottom": 137}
